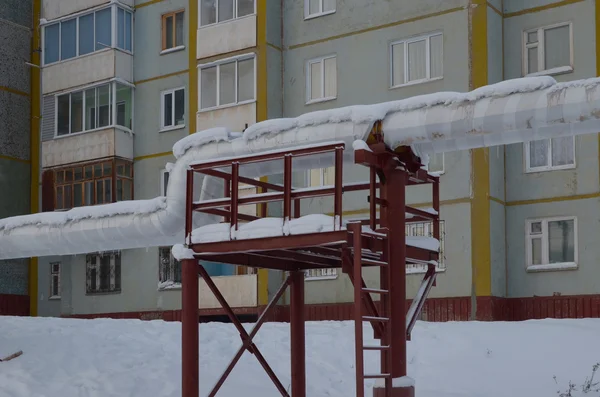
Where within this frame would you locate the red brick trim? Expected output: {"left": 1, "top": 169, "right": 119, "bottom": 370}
{"left": 59, "top": 294, "right": 600, "bottom": 323}
{"left": 0, "top": 294, "right": 29, "bottom": 316}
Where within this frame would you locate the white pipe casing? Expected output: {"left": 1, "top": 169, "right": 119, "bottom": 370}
{"left": 2, "top": 76, "right": 600, "bottom": 259}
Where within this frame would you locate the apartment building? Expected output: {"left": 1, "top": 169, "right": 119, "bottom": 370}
{"left": 0, "top": 0, "right": 35, "bottom": 316}
{"left": 25, "top": 0, "right": 600, "bottom": 321}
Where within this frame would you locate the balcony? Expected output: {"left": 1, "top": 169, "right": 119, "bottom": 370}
{"left": 197, "top": 102, "right": 256, "bottom": 133}
{"left": 41, "top": 3, "right": 133, "bottom": 93}
{"left": 197, "top": 14, "right": 256, "bottom": 59}
{"left": 42, "top": 127, "right": 133, "bottom": 168}
{"left": 43, "top": 0, "right": 134, "bottom": 21}
{"left": 41, "top": 80, "right": 134, "bottom": 168}
{"left": 42, "top": 50, "right": 132, "bottom": 94}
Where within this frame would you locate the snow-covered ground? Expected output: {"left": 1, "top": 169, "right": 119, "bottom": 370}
{"left": 0, "top": 316, "right": 599, "bottom": 397}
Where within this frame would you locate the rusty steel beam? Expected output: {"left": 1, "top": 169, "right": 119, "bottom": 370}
{"left": 384, "top": 167, "right": 408, "bottom": 378}
{"left": 198, "top": 265, "right": 290, "bottom": 397}
{"left": 181, "top": 258, "right": 199, "bottom": 397}
{"left": 200, "top": 168, "right": 285, "bottom": 192}
{"left": 207, "top": 275, "right": 293, "bottom": 397}
{"left": 290, "top": 271, "right": 306, "bottom": 397}
{"left": 192, "top": 186, "right": 338, "bottom": 212}
{"left": 405, "top": 206, "right": 438, "bottom": 221}
{"left": 260, "top": 249, "right": 341, "bottom": 268}
{"left": 190, "top": 231, "right": 348, "bottom": 254}
{"left": 190, "top": 142, "right": 345, "bottom": 171}
{"left": 185, "top": 169, "right": 194, "bottom": 245}
{"left": 201, "top": 208, "right": 259, "bottom": 222}
{"left": 197, "top": 253, "right": 303, "bottom": 271}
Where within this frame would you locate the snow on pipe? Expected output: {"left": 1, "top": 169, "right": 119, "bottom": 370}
{"left": 2, "top": 76, "right": 600, "bottom": 259}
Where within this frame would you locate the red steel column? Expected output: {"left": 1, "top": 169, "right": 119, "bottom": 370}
{"left": 375, "top": 167, "right": 413, "bottom": 397}
{"left": 290, "top": 270, "right": 306, "bottom": 397}
{"left": 182, "top": 258, "right": 199, "bottom": 397}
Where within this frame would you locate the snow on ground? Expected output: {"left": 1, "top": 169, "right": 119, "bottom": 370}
{"left": 1, "top": 316, "right": 599, "bottom": 397}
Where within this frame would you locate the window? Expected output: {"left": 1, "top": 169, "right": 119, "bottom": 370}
{"left": 199, "top": 55, "right": 255, "bottom": 110}
{"left": 43, "top": 6, "right": 133, "bottom": 65}
{"left": 390, "top": 32, "right": 443, "bottom": 87}
{"left": 54, "top": 159, "right": 133, "bottom": 210}
{"left": 306, "top": 55, "right": 337, "bottom": 103}
{"left": 86, "top": 251, "right": 121, "bottom": 294}
{"left": 524, "top": 22, "right": 573, "bottom": 76}
{"left": 200, "top": 0, "right": 255, "bottom": 26}
{"left": 50, "top": 262, "right": 61, "bottom": 299}
{"left": 524, "top": 137, "right": 575, "bottom": 172}
{"left": 161, "top": 87, "right": 185, "bottom": 130}
{"left": 406, "top": 220, "right": 446, "bottom": 273}
{"left": 161, "top": 169, "right": 170, "bottom": 196}
{"left": 55, "top": 81, "right": 133, "bottom": 136}
{"left": 159, "top": 247, "right": 182, "bottom": 287}
{"left": 423, "top": 153, "right": 444, "bottom": 175}
{"left": 526, "top": 217, "right": 577, "bottom": 272}
{"left": 162, "top": 10, "right": 185, "bottom": 51}
{"left": 305, "top": 0, "right": 335, "bottom": 19}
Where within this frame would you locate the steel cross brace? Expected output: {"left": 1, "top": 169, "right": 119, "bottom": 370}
{"left": 197, "top": 264, "right": 292, "bottom": 397}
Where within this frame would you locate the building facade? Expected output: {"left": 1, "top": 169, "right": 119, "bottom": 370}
{"left": 18, "top": 0, "right": 600, "bottom": 321}
{"left": 0, "top": 0, "right": 36, "bottom": 316}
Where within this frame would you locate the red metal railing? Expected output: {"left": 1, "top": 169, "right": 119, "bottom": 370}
{"left": 185, "top": 142, "right": 346, "bottom": 242}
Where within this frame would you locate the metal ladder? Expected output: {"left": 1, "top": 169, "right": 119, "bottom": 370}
{"left": 350, "top": 223, "right": 393, "bottom": 397}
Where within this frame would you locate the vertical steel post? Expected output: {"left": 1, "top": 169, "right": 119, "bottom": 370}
{"left": 182, "top": 258, "right": 199, "bottom": 397}
{"left": 185, "top": 169, "right": 194, "bottom": 245}
{"left": 351, "top": 222, "right": 365, "bottom": 397}
{"left": 369, "top": 168, "right": 377, "bottom": 231}
{"left": 224, "top": 176, "right": 231, "bottom": 223}
{"left": 283, "top": 155, "right": 292, "bottom": 221}
{"left": 433, "top": 177, "right": 440, "bottom": 242}
{"left": 290, "top": 270, "right": 306, "bottom": 397}
{"left": 382, "top": 167, "right": 408, "bottom": 378}
{"left": 231, "top": 162, "right": 240, "bottom": 235}
{"left": 334, "top": 146, "right": 344, "bottom": 230}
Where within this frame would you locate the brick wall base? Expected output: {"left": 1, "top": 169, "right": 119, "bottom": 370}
{"left": 60, "top": 294, "right": 600, "bottom": 323}
{"left": 0, "top": 294, "right": 29, "bottom": 316}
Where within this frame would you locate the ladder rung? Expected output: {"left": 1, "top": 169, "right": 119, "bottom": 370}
{"left": 364, "top": 373, "right": 391, "bottom": 379}
{"left": 363, "top": 345, "right": 390, "bottom": 351}
{"left": 362, "top": 288, "right": 388, "bottom": 294}
{"left": 362, "top": 258, "right": 388, "bottom": 266}
{"left": 362, "top": 316, "right": 389, "bottom": 322}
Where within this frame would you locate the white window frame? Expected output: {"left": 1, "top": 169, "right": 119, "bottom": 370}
{"left": 523, "top": 137, "right": 576, "bottom": 173}
{"left": 160, "top": 86, "right": 186, "bottom": 132}
{"left": 199, "top": 0, "right": 257, "bottom": 28}
{"left": 304, "top": 0, "right": 336, "bottom": 20}
{"left": 522, "top": 22, "right": 573, "bottom": 77}
{"left": 305, "top": 54, "right": 337, "bottom": 104}
{"left": 85, "top": 251, "right": 122, "bottom": 294}
{"left": 53, "top": 78, "right": 135, "bottom": 138}
{"left": 389, "top": 31, "right": 444, "bottom": 89}
{"left": 198, "top": 53, "right": 257, "bottom": 112}
{"left": 49, "top": 262, "right": 61, "bottom": 299}
{"left": 160, "top": 169, "right": 170, "bottom": 196}
{"left": 525, "top": 216, "right": 578, "bottom": 272}
{"left": 41, "top": 4, "right": 134, "bottom": 67}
